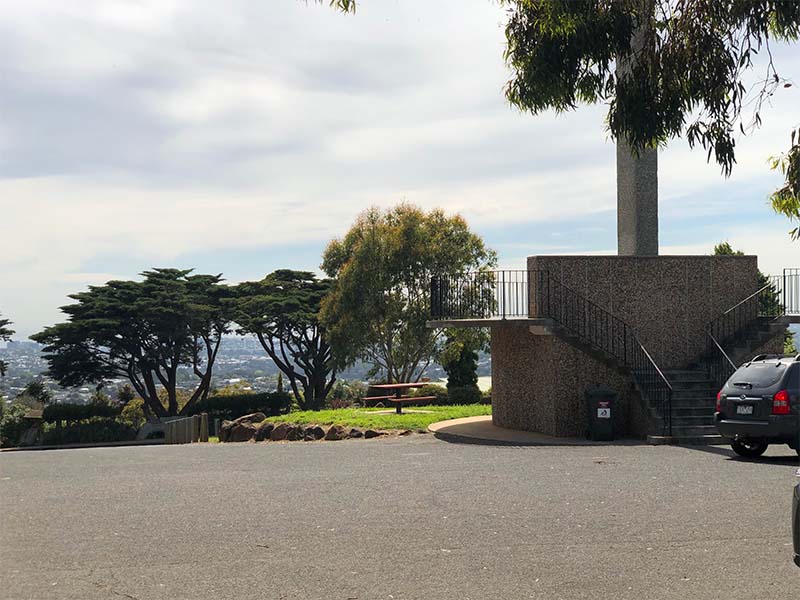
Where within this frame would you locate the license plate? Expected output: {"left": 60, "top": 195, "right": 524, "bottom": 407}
{"left": 737, "top": 405, "right": 754, "bottom": 415}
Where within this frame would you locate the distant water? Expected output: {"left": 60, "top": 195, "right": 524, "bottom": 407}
{"left": 435, "top": 376, "right": 492, "bottom": 391}
{"left": 792, "top": 325, "right": 800, "bottom": 349}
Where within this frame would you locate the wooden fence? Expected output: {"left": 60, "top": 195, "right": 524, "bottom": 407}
{"left": 165, "top": 414, "right": 209, "bottom": 445}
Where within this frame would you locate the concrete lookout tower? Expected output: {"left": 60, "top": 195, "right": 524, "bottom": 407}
{"left": 428, "top": 2, "right": 793, "bottom": 444}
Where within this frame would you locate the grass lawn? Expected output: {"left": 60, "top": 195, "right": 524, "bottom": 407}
{"left": 264, "top": 404, "right": 491, "bottom": 431}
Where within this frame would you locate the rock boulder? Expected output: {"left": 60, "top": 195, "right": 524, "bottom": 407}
{"left": 270, "top": 422, "right": 292, "bottom": 441}
{"left": 324, "top": 424, "right": 348, "bottom": 441}
{"left": 254, "top": 421, "right": 275, "bottom": 442}
{"left": 304, "top": 425, "right": 326, "bottom": 441}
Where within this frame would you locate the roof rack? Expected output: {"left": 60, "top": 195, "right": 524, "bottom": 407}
{"left": 750, "top": 354, "right": 783, "bottom": 362}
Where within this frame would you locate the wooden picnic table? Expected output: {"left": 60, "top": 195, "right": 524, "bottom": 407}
{"left": 362, "top": 382, "right": 435, "bottom": 414}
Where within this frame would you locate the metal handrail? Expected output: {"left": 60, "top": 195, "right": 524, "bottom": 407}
{"left": 639, "top": 342, "right": 674, "bottom": 393}
{"left": 701, "top": 271, "right": 797, "bottom": 390}
{"left": 705, "top": 331, "right": 736, "bottom": 370}
{"left": 704, "top": 330, "right": 737, "bottom": 392}
{"left": 719, "top": 281, "right": 775, "bottom": 317}
{"left": 530, "top": 269, "right": 674, "bottom": 436}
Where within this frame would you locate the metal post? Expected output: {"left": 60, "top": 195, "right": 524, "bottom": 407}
{"left": 784, "top": 268, "right": 788, "bottom": 315}
{"left": 191, "top": 415, "right": 200, "bottom": 443}
{"left": 200, "top": 414, "right": 209, "bottom": 443}
{"left": 501, "top": 271, "right": 506, "bottom": 319}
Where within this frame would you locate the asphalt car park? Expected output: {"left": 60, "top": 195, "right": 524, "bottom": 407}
{"left": 1, "top": 438, "right": 798, "bottom": 600}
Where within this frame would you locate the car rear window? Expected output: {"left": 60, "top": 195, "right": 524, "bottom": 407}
{"left": 729, "top": 362, "right": 787, "bottom": 389}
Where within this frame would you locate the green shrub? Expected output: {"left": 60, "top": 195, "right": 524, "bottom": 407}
{"left": 447, "top": 385, "right": 482, "bottom": 405}
{"left": 481, "top": 387, "right": 492, "bottom": 405}
{"left": 120, "top": 398, "right": 146, "bottom": 429}
{"left": 412, "top": 384, "right": 449, "bottom": 405}
{"left": 0, "top": 403, "right": 30, "bottom": 447}
{"left": 187, "top": 391, "right": 291, "bottom": 420}
{"left": 328, "top": 380, "right": 367, "bottom": 408}
{"left": 41, "top": 418, "right": 137, "bottom": 445}
{"left": 42, "top": 400, "right": 121, "bottom": 423}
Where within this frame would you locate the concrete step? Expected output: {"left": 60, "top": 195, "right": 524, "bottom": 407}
{"left": 664, "top": 370, "right": 715, "bottom": 383}
{"left": 671, "top": 416, "right": 716, "bottom": 427}
{"left": 672, "top": 386, "right": 717, "bottom": 394}
{"left": 667, "top": 424, "right": 720, "bottom": 437}
{"left": 669, "top": 380, "right": 717, "bottom": 391}
{"left": 671, "top": 394, "right": 716, "bottom": 404}
{"left": 670, "top": 406, "right": 716, "bottom": 417}
{"left": 648, "top": 434, "right": 727, "bottom": 446}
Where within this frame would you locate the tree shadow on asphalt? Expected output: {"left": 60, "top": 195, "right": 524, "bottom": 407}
{"left": 683, "top": 444, "right": 800, "bottom": 466}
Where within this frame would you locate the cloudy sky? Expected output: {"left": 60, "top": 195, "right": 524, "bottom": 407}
{"left": 1, "top": 0, "right": 798, "bottom": 338}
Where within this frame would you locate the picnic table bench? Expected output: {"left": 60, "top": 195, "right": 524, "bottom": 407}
{"left": 363, "top": 382, "right": 435, "bottom": 414}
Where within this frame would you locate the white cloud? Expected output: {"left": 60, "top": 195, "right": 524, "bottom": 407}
{"left": 1, "top": 0, "right": 799, "bottom": 337}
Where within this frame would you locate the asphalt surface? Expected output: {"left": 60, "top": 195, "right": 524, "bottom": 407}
{"left": 1, "top": 436, "right": 798, "bottom": 600}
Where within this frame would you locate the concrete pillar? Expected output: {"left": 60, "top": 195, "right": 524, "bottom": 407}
{"left": 617, "top": 141, "right": 658, "bottom": 256}
{"left": 616, "top": 0, "right": 658, "bottom": 256}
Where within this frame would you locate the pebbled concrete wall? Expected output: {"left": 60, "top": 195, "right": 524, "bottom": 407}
{"left": 527, "top": 255, "right": 760, "bottom": 370}
{"left": 490, "top": 255, "right": 760, "bottom": 436}
{"left": 491, "top": 325, "right": 649, "bottom": 438}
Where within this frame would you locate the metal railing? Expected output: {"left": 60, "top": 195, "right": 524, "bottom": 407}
{"left": 530, "top": 270, "right": 673, "bottom": 436}
{"left": 430, "top": 270, "right": 529, "bottom": 320}
{"left": 775, "top": 268, "right": 800, "bottom": 316}
{"left": 703, "top": 268, "right": 799, "bottom": 390}
{"left": 704, "top": 331, "right": 738, "bottom": 393}
{"left": 430, "top": 269, "right": 673, "bottom": 435}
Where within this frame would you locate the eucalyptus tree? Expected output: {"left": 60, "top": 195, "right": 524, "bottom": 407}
{"left": 232, "top": 270, "right": 336, "bottom": 411}
{"left": 320, "top": 204, "right": 496, "bottom": 383}
{"left": 32, "top": 269, "right": 231, "bottom": 418}
{"left": 319, "top": 0, "right": 800, "bottom": 237}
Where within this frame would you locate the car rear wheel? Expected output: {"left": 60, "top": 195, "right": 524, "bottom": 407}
{"left": 731, "top": 439, "right": 768, "bottom": 458}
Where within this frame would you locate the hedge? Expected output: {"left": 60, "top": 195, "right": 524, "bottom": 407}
{"left": 447, "top": 385, "right": 483, "bottom": 405}
{"left": 42, "top": 401, "right": 121, "bottom": 423}
{"left": 186, "top": 391, "right": 291, "bottom": 420}
{"left": 409, "top": 383, "right": 484, "bottom": 406}
{"left": 42, "top": 419, "right": 137, "bottom": 445}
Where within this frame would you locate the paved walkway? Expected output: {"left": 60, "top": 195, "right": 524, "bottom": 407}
{"left": 428, "top": 415, "right": 635, "bottom": 445}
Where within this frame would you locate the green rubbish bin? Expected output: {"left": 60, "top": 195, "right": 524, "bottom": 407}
{"left": 585, "top": 385, "right": 617, "bottom": 441}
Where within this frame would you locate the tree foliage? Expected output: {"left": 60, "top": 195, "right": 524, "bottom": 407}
{"left": 0, "top": 312, "right": 13, "bottom": 378}
{"left": 19, "top": 381, "right": 52, "bottom": 405}
{"left": 320, "top": 0, "right": 800, "bottom": 235}
{"left": 439, "top": 328, "right": 488, "bottom": 391}
{"left": 232, "top": 270, "right": 336, "bottom": 411}
{"left": 713, "top": 242, "right": 791, "bottom": 348}
{"left": 504, "top": 0, "right": 800, "bottom": 233}
{"left": 320, "top": 204, "right": 496, "bottom": 383}
{"left": 769, "top": 127, "right": 800, "bottom": 239}
{"left": 31, "top": 269, "right": 231, "bottom": 418}
{"left": 117, "top": 384, "right": 136, "bottom": 405}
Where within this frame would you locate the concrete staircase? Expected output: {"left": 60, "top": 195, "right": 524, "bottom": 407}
{"left": 647, "top": 368, "right": 722, "bottom": 445}
{"left": 724, "top": 316, "right": 790, "bottom": 366}
{"left": 647, "top": 317, "right": 788, "bottom": 445}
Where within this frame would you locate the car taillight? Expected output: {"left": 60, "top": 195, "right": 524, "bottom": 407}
{"left": 772, "top": 389, "right": 790, "bottom": 415}
{"left": 716, "top": 390, "right": 723, "bottom": 412}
